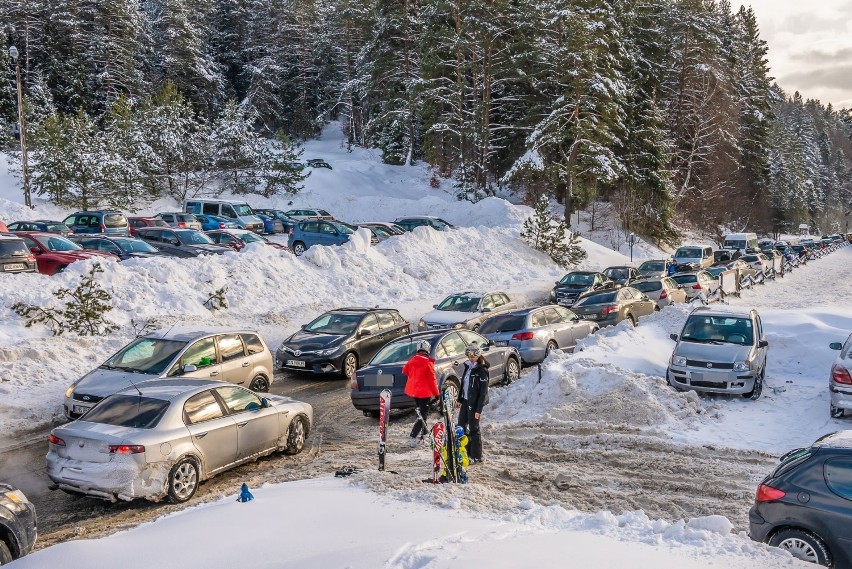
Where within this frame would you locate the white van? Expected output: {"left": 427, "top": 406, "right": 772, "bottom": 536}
{"left": 184, "top": 199, "right": 264, "bottom": 233}
{"left": 722, "top": 232, "right": 759, "bottom": 251}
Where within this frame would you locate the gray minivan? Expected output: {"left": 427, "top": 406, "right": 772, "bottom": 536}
{"left": 672, "top": 245, "right": 714, "bottom": 268}
{"left": 184, "top": 199, "right": 264, "bottom": 233}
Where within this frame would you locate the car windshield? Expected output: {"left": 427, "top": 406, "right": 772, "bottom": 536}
{"left": 437, "top": 295, "right": 481, "bottom": 312}
{"left": 82, "top": 395, "right": 169, "bottom": 429}
{"left": 559, "top": 273, "right": 594, "bottom": 286}
{"left": 478, "top": 314, "right": 526, "bottom": 334}
{"left": 234, "top": 204, "right": 254, "bottom": 216}
{"left": 239, "top": 232, "right": 265, "bottom": 244}
{"left": 305, "top": 312, "right": 363, "bottom": 335}
{"left": 575, "top": 291, "right": 617, "bottom": 306}
{"left": 334, "top": 223, "right": 354, "bottom": 235}
{"left": 46, "top": 223, "right": 68, "bottom": 232}
{"left": 431, "top": 219, "right": 452, "bottom": 229}
{"left": 102, "top": 338, "right": 188, "bottom": 374}
{"left": 604, "top": 268, "right": 629, "bottom": 279}
{"left": 680, "top": 315, "right": 754, "bottom": 345}
{"left": 116, "top": 239, "right": 158, "bottom": 253}
{"left": 631, "top": 281, "right": 661, "bottom": 292}
{"left": 176, "top": 231, "right": 214, "bottom": 245}
{"left": 639, "top": 261, "right": 664, "bottom": 272}
{"left": 370, "top": 340, "right": 421, "bottom": 365}
{"left": 35, "top": 235, "right": 82, "bottom": 252}
{"left": 724, "top": 239, "right": 747, "bottom": 250}
{"left": 671, "top": 274, "right": 697, "bottom": 284}
{"left": 675, "top": 247, "right": 702, "bottom": 258}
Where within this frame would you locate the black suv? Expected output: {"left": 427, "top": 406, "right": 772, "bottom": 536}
{"left": 276, "top": 308, "right": 411, "bottom": 378}
{"left": 0, "top": 483, "right": 37, "bottom": 564}
{"left": 549, "top": 271, "right": 615, "bottom": 308}
{"left": 135, "top": 228, "right": 229, "bottom": 257}
{"left": 750, "top": 431, "right": 852, "bottom": 566}
{"left": 0, "top": 235, "right": 37, "bottom": 274}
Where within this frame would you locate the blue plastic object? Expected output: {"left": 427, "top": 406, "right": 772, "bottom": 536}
{"left": 236, "top": 483, "right": 254, "bottom": 502}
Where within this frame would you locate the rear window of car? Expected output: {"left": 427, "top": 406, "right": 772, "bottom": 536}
{"left": 632, "top": 281, "right": 662, "bottom": 292}
{"left": 671, "top": 274, "right": 697, "bottom": 284}
{"left": 103, "top": 214, "right": 127, "bottom": 228}
{"left": 0, "top": 240, "right": 29, "bottom": 257}
{"left": 83, "top": 395, "right": 170, "bottom": 429}
{"left": 771, "top": 447, "right": 814, "bottom": 478}
{"left": 479, "top": 314, "right": 526, "bottom": 334}
{"left": 743, "top": 255, "right": 760, "bottom": 262}
{"left": 241, "top": 334, "right": 265, "bottom": 355}
{"left": 575, "top": 291, "right": 617, "bottom": 306}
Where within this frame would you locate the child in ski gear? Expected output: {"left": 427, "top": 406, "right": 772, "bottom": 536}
{"left": 403, "top": 340, "right": 439, "bottom": 446}
{"left": 456, "top": 343, "right": 489, "bottom": 462}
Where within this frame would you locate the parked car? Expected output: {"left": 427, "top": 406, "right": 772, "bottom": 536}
{"left": 253, "top": 209, "right": 298, "bottom": 233}
{"left": 0, "top": 220, "right": 8, "bottom": 233}
{"left": 549, "top": 271, "right": 615, "bottom": 307}
{"left": 713, "top": 250, "right": 732, "bottom": 264}
{"left": 288, "top": 220, "right": 355, "bottom": 255}
{"left": 629, "top": 277, "right": 688, "bottom": 309}
{"left": 63, "top": 210, "right": 130, "bottom": 236}
{"left": 306, "top": 158, "right": 332, "bottom": 169}
{"left": 184, "top": 199, "right": 264, "bottom": 232}
{"left": 64, "top": 329, "right": 275, "bottom": 419}
{"left": 69, "top": 235, "right": 168, "bottom": 260}
{"left": 283, "top": 209, "right": 333, "bottom": 221}
{"left": 602, "top": 266, "right": 640, "bottom": 286}
{"left": 0, "top": 234, "right": 37, "bottom": 274}
{"left": 206, "top": 229, "right": 287, "bottom": 251}
{"left": 637, "top": 259, "right": 675, "bottom": 279}
{"left": 156, "top": 212, "right": 203, "bottom": 231}
{"left": 791, "top": 244, "right": 810, "bottom": 258}
{"left": 135, "top": 228, "right": 229, "bottom": 258}
{"left": 49, "top": 379, "right": 311, "bottom": 503}
{"left": 749, "top": 431, "right": 852, "bottom": 566}
{"left": 829, "top": 333, "right": 852, "bottom": 418}
{"left": 393, "top": 216, "right": 454, "bottom": 232}
{"left": 418, "top": 291, "right": 516, "bottom": 331}
{"left": 362, "top": 224, "right": 393, "bottom": 242}
{"left": 339, "top": 222, "right": 379, "bottom": 245}
{"left": 351, "top": 330, "right": 521, "bottom": 414}
{"left": 722, "top": 232, "right": 759, "bottom": 251}
{"left": 571, "top": 286, "right": 657, "bottom": 327}
{"left": 128, "top": 217, "right": 169, "bottom": 236}
{"left": 478, "top": 305, "right": 598, "bottom": 364}
{"left": 277, "top": 308, "right": 411, "bottom": 378}
{"left": 0, "top": 483, "right": 37, "bottom": 564}
{"left": 6, "top": 220, "right": 73, "bottom": 236}
{"left": 256, "top": 213, "right": 285, "bottom": 234}
{"left": 669, "top": 270, "right": 718, "bottom": 300}
{"left": 16, "top": 232, "right": 117, "bottom": 275}
{"left": 742, "top": 253, "right": 770, "bottom": 275}
{"left": 667, "top": 306, "right": 768, "bottom": 399}
{"left": 361, "top": 222, "right": 407, "bottom": 236}
{"left": 193, "top": 214, "right": 239, "bottom": 231}
{"left": 672, "top": 245, "right": 714, "bottom": 268}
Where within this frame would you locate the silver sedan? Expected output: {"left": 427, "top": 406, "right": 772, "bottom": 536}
{"left": 47, "top": 378, "right": 312, "bottom": 503}
{"left": 478, "top": 305, "right": 598, "bottom": 364}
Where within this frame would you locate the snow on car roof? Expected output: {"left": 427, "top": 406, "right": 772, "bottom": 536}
{"left": 689, "top": 305, "right": 753, "bottom": 318}
{"left": 814, "top": 430, "right": 852, "bottom": 449}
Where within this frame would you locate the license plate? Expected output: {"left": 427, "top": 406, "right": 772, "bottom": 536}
{"left": 286, "top": 360, "right": 305, "bottom": 368}
{"left": 3, "top": 263, "right": 25, "bottom": 271}
{"left": 583, "top": 315, "right": 596, "bottom": 320}
{"left": 558, "top": 299, "right": 574, "bottom": 306}
{"left": 495, "top": 341, "right": 508, "bottom": 347}
{"left": 364, "top": 374, "right": 394, "bottom": 387}
{"left": 72, "top": 404, "right": 92, "bottom": 415}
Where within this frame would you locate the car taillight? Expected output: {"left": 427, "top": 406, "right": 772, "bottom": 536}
{"left": 511, "top": 332, "right": 534, "bottom": 341}
{"left": 289, "top": 228, "right": 294, "bottom": 235}
{"left": 756, "top": 261, "right": 763, "bottom": 266}
{"left": 832, "top": 364, "right": 852, "bottom": 385}
{"left": 692, "top": 283, "right": 702, "bottom": 290}
{"left": 219, "top": 224, "right": 225, "bottom": 229}
{"left": 27, "top": 255, "right": 35, "bottom": 262}
{"left": 100, "top": 224, "right": 106, "bottom": 232}
{"left": 109, "top": 445, "right": 145, "bottom": 454}
{"left": 602, "top": 305, "right": 619, "bottom": 315}
{"left": 178, "top": 222, "right": 186, "bottom": 228}
{"left": 350, "top": 374, "right": 358, "bottom": 391}
{"left": 659, "top": 288, "right": 668, "bottom": 300}
{"left": 49, "top": 434, "right": 65, "bottom": 446}
{"left": 755, "top": 484, "right": 786, "bottom": 502}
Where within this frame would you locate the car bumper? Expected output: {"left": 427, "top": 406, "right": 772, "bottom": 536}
{"left": 668, "top": 366, "right": 757, "bottom": 394}
{"left": 351, "top": 389, "right": 413, "bottom": 411}
{"left": 747, "top": 506, "right": 771, "bottom": 543}
{"left": 46, "top": 452, "right": 166, "bottom": 502}
{"left": 276, "top": 352, "right": 345, "bottom": 374}
{"left": 830, "top": 384, "right": 852, "bottom": 410}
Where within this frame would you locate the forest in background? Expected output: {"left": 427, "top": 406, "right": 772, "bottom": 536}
{"left": 2, "top": 0, "right": 851, "bottom": 239}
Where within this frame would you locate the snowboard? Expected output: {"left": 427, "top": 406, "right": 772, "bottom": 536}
{"left": 378, "top": 389, "right": 391, "bottom": 471}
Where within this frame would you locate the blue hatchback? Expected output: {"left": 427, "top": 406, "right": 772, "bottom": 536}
{"left": 288, "top": 220, "right": 354, "bottom": 255}
{"left": 194, "top": 214, "right": 238, "bottom": 231}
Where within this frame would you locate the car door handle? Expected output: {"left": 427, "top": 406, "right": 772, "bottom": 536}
{"left": 242, "top": 362, "right": 250, "bottom": 367}
{"left": 195, "top": 432, "right": 208, "bottom": 439}
{"left": 210, "top": 371, "right": 219, "bottom": 376}
{"left": 237, "top": 421, "right": 248, "bottom": 428}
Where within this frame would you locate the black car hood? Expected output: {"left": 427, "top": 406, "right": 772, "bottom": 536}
{"left": 283, "top": 330, "right": 347, "bottom": 351}
{"left": 553, "top": 284, "right": 593, "bottom": 292}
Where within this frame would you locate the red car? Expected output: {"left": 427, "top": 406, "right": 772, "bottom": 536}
{"left": 128, "top": 217, "right": 169, "bottom": 237}
{"left": 206, "top": 229, "right": 287, "bottom": 252}
{"left": 17, "top": 232, "right": 118, "bottom": 275}
{"left": 0, "top": 220, "right": 8, "bottom": 233}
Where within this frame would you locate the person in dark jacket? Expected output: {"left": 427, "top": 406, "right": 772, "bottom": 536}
{"left": 402, "top": 340, "right": 439, "bottom": 447}
{"left": 456, "top": 343, "right": 489, "bottom": 463}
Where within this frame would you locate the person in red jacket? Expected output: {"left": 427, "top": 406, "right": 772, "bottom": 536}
{"left": 402, "top": 340, "right": 439, "bottom": 447}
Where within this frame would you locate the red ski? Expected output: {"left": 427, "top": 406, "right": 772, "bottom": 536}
{"left": 431, "top": 422, "right": 445, "bottom": 483}
{"left": 378, "top": 389, "right": 391, "bottom": 471}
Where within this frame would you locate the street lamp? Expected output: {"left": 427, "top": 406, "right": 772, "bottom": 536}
{"left": 9, "top": 45, "right": 32, "bottom": 208}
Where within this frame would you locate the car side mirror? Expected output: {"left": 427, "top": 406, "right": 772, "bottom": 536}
{"left": 261, "top": 398, "right": 270, "bottom": 409}
{"left": 183, "top": 364, "right": 197, "bottom": 373}
{"left": 359, "top": 328, "right": 372, "bottom": 337}
{"left": 433, "top": 304, "right": 438, "bottom": 309}
{"left": 758, "top": 340, "right": 769, "bottom": 348}
{"left": 669, "top": 334, "right": 678, "bottom": 341}
{"left": 481, "top": 307, "right": 492, "bottom": 313}
{"left": 171, "top": 239, "right": 180, "bottom": 246}
{"left": 830, "top": 342, "right": 842, "bottom": 350}
{"left": 555, "top": 281, "right": 561, "bottom": 286}
{"left": 300, "top": 324, "right": 307, "bottom": 329}
{"left": 30, "top": 246, "right": 41, "bottom": 255}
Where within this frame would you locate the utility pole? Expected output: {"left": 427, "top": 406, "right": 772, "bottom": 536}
{"left": 9, "top": 46, "right": 32, "bottom": 208}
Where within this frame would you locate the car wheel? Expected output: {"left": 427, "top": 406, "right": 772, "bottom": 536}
{"left": 167, "top": 457, "right": 199, "bottom": 503}
{"left": 769, "top": 529, "right": 832, "bottom": 566}
{"left": 443, "top": 378, "right": 460, "bottom": 402}
{"left": 653, "top": 305, "right": 660, "bottom": 312}
{"left": 249, "top": 375, "right": 270, "bottom": 393}
{"left": 744, "top": 370, "right": 764, "bottom": 400}
{"left": 831, "top": 404, "right": 845, "bottom": 419}
{"left": 285, "top": 415, "right": 309, "bottom": 455}
{"left": 545, "top": 341, "right": 558, "bottom": 358}
{"left": 341, "top": 352, "right": 359, "bottom": 379}
{"left": 504, "top": 357, "right": 520, "bottom": 385}
{"left": 0, "top": 540, "right": 13, "bottom": 564}
{"left": 293, "top": 241, "right": 306, "bottom": 255}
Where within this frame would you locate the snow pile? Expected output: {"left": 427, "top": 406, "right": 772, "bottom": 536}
{"left": 11, "top": 477, "right": 806, "bottom": 569}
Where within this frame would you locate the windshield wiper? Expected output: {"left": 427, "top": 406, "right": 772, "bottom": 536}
{"left": 681, "top": 337, "right": 724, "bottom": 345}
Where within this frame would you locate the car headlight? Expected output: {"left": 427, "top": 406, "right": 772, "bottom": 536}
{"left": 418, "top": 319, "right": 426, "bottom": 329}
{"left": 65, "top": 385, "right": 74, "bottom": 398}
{"left": 733, "top": 361, "right": 751, "bottom": 372}
{"left": 549, "top": 291, "right": 556, "bottom": 300}
{"left": 671, "top": 355, "right": 687, "bottom": 366}
{"left": 453, "top": 322, "right": 465, "bottom": 329}
{"left": 316, "top": 347, "right": 340, "bottom": 356}
{"left": 3, "top": 489, "right": 28, "bottom": 511}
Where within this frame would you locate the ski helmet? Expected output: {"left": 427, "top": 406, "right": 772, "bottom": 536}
{"left": 455, "top": 425, "right": 465, "bottom": 438}
{"left": 465, "top": 343, "right": 482, "bottom": 357}
{"left": 416, "top": 340, "right": 431, "bottom": 353}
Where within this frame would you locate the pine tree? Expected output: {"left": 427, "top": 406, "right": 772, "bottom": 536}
{"left": 521, "top": 196, "right": 586, "bottom": 268}
{"left": 211, "top": 100, "right": 264, "bottom": 194}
